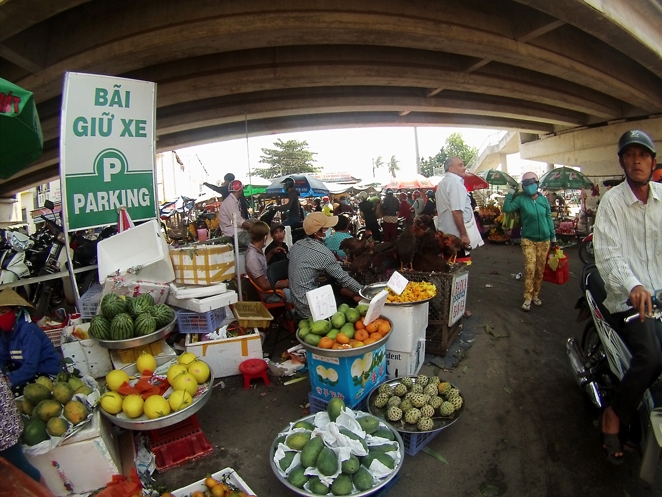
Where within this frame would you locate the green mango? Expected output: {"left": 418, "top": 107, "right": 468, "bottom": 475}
{"left": 308, "top": 476, "right": 330, "bottom": 495}
{"left": 304, "top": 333, "right": 321, "bottom": 346}
{"left": 286, "top": 432, "right": 311, "bottom": 450}
{"left": 316, "top": 447, "right": 338, "bottom": 476}
{"left": 356, "top": 304, "right": 369, "bottom": 316}
{"left": 338, "top": 303, "right": 350, "bottom": 314}
{"left": 368, "top": 443, "right": 398, "bottom": 453}
{"left": 362, "top": 451, "right": 395, "bottom": 470}
{"left": 300, "top": 436, "right": 324, "bottom": 468}
{"left": 344, "top": 308, "right": 361, "bottom": 324}
{"left": 352, "top": 466, "right": 375, "bottom": 491}
{"left": 330, "top": 474, "right": 353, "bottom": 496}
{"left": 287, "top": 465, "right": 309, "bottom": 488}
{"left": 330, "top": 311, "right": 346, "bottom": 329}
{"left": 279, "top": 451, "right": 296, "bottom": 471}
{"left": 373, "top": 428, "right": 395, "bottom": 441}
{"left": 327, "top": 397, "right": 346, "bottom": 422}
{"left": 298, "top": 327, "right": 311, "bottom": 339}
{"left": 326, "top": 329, "right": 339, "bottom": 340}
{"left": 340, "top": 322, "right": 355, "bottom": 339}
{"left": 341, "top": 454, "right": 360, "bottom": 475}
{"left": 357, "top": 415, "right": 380, "bottom": 434}
{"left": 339, "top": 428, "right": 368, "bottom": 453}
{"left": 310, "top": 320, "right": 331, "bottom": 336}
{"left": 293, "top": 420, "right": 315, "bottom": 431}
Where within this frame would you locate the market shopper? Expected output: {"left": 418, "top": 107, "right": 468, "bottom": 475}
{"left": 381, "top": 189, "right": 400, "bottom": 242}
{"left": 288, "top": 212, "right": 364, "bottom": 318}
{"left": 322, "top": 196, "right": 334, "bottom": 216}
{"left": 0, "top": 374, "right": 56, "bottom": 494}
{"left": 265, "top": 224, "right": 289, "bottom": 265}
{"left": 324, "top": 215, "right": 353, "bottom": 259}
{"left": 219, "top": 180, "right": 252, "bottom": 247}
{"left": 398, "top": 192, "right": 412, "bottom": 222}
{"left": 502, "top": 172, "right": 556, "bottom": 311}
{"left": 204, "top": 173, "right": 250, "bottom": 219}
{"left": 246, "top": 222, "right": 290, "bottom": 302}
{"left": 0, "top": 289, "right": 63, "bottom": 393}
{"left": 412, "top": 190, "right": 425, "bottom": 217}
{"left": 277, "top": 177, "right": 303, "bottom": 227}
{"left": 593, "top": 129, "right": 662, "bottom": 465}
{"left": 421, "top": 190, "right": 436, "bottom": 216}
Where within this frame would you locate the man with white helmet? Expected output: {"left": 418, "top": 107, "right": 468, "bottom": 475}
{"left": 219, "top": 180, "right": 252, "bottom": 247}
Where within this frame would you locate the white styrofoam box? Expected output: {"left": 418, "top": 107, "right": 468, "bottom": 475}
{"left": 27, "top": 411, "right": 122, "bottom": 496}
{"left": 103, "top": 275, "right": 170, "bottom": 304}
{"left": 185, "top": 330, "right": 262, "bottom": 378}
{"left": 167, "top": 290, "right": 238, "bottom": 313}
{"left": 169, "top": 281, "right": 227, "bottom": 299}
{"left": 60, "top": 338, "right": 113, "bottom": 379}
{"left": 386, "top": 338, "right": 426, "bottom": 380}
{"left": 97, "top": 219, "right": 175, "bottom": 283}
{"left": 379, "top": 302, "right": 429, "bottom": 352}
{"left": 110, "top": 341, "right": 177, "bottom": 370}
{"left": 172, "top": 468, "right": 255, "bottom": 497}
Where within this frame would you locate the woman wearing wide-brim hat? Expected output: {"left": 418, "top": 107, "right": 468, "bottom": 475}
{"left": 0, "top": 289, "right": 63, "bottom": 393}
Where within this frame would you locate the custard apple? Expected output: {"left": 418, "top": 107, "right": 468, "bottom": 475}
{"left": 400, "top": 377, "right": 414, "bottom": 389}
{"left": 411, "top": 393, "right": 427, "bottom": 408}
{"left": 411, "top": 384, "right": 424, "bottom": 394}
{"left": 416, "top": 375, "right": 429, "bottom": 388}
{"left": 428, "top": 376, "right": 440, "bottom": 386}
{"left": 378, "top": 383, "right": 393, "bottom": 396}
{"left": 422, "top": 394, "right": 431, "bottom": 404}
{"left": 438, "top": 381, "right": 452, "bottom": 396}
{"left": 417, "top": 416, "right": 434, "bottom": 431}
{"left": 439, "top": 401, "right": 455, "bottom": 416}
{"left": 405, "top": 392, "right": 415, "bottom": 401}
{"left": 393, "top": 383, "right": 408, "bottom": 397}
{"left": 420, "top": 404, "right": 435, "bottom": 418}
{"left": 374, "top": 393, "right": 390, "bottom": 408}
{"left": 404, "top": 407, "right": 421, "bottom": 424}
{"left": 447, "top": 387, "right": 460, "bottom": 399}
{"left": 387, "top": 406, "right": 403, "bottom": 421}
{"left": 387, "top": 396, "right": 402, "bottom": 407}
{"left": 424, "top": 384, "right": 438, "bottom": 397}
{"left": 399, "top": 399, "right": 413, "bottom": 412}
{"left": 428, "top": 395, "right": 443, "bottom": 409}
{"left": 449, "top": 394, "right": 463, "bottom": 410}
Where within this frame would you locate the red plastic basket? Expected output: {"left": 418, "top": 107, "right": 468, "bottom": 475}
{"left": 543, "top": 256, "right": 569, "bottom": 285}
{"left": 146, "top": 415, "right": 214, "bottom": 472}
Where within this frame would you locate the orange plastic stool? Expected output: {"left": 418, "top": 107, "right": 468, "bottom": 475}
{"left": 239, "top": 358, "right": 270, "bottom": 389}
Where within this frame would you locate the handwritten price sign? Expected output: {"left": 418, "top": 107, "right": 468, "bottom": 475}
{"left": 305, "top": 285, "right": 337, "bottom": 321}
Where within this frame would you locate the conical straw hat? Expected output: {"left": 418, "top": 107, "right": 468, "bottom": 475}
{"left": 0, "top": 289, "right": 34, "bottom": 308}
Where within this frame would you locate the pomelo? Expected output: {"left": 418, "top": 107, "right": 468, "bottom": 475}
{"left": 122, "top": 394, "right": 145, "bottom": 419}
{"left": 187, "top": 361, "right": 210, "bottom": 384}
{"left": 100, "top": 391, "right": 124, "bottom": 414}
{"left": 168, "top": 390, "right": 193, "bottom": 412}
{"left": 106, "top": 370, "right": 130, "bottom": 391}
{"left": 144, "top": 395, "right": 171, "bottom": 419}
{"left": 177, "top": 352, "right": 197, "bottom": 366}
{"left": 172, "top": 372, "right": 198, "bottom": 397}
{"left": 166, "top": 364, "right": 188, "bottom": 385}
{"left": 136, "top": 352, "right": 157, "bottom": 376}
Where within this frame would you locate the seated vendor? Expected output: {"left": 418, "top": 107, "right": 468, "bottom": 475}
{"left": 265, "top": 224, "right": 288, "bottom": 266}
{"left": 288, "top": 212, "right": 364, "bottom": 318}
{"left": 0, "top": 289, "right": 63, "bottom": 393}
{"left": 246, "top": 221, "right": 290, "bottom": 303}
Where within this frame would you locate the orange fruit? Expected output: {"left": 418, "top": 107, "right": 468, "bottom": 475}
{"left": 205, "top": 477, "right": 219, "bottom": 488}
{"left": 354, "top": 320, "right": 365, "bottom": 330}
{"left": 211, "top": 486, "right": 226, "bottom": 497}
{"left": 336, "top": 333, "right": 350, "bottom": 344}
{"left": 369, "top": 332, "right": 383, "bottom": 340}
{"left": 319, "top": 337, "right": 334, "bottom": 349}
{"left": 365, "top": 321, "right": 379, "bottom": 333}
{"left": 363, "top": 337, "right": 377, "bottom": 345}
{"left": 378, "top": 321, "right": 391, "bottom": 335}
{"left": 192, "top": 492, "right": 205, "bottom": 497}
{"left": 352, "top": 341, "right": 364, "bottom": 348}
{"left": 354, "top": 329, "right": 368, "bottom": 342}
{"left": 331, "top": 343, "right": 344, "bottom": 350}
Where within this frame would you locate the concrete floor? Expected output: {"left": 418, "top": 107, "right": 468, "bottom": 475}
{"left": 153, "top": 243, "right": 662, "bottom": 496}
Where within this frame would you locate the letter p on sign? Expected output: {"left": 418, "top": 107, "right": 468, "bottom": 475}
{"left": 102, "top": 157, "right": 122, "bottom": 182}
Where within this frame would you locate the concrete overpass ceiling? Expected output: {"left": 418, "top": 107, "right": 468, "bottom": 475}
{"left": 1, "top": 0, "right": 661, "bottom": 195}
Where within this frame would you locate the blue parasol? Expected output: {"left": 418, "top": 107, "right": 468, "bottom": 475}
{"left": 265, "top": 174, "right": 330, "bottom": 197}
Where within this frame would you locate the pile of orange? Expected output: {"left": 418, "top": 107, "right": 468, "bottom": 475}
{"left": 165, "top": 476, "right": 256, "bottom": 497}
{"left": 317, "top": 317, "right": 391, "bottom": 350}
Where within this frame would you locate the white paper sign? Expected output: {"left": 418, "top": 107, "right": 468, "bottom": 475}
{"left": 448, "top": 272, "right": 469, "bottom": 326}
{"left": 386, "top": 271, "right": 409, "bottom": 295}
{"left": 364, "top": 290, "right": 388, "bottom": 325}
{"left": 306, "top": 285, "right": 337, "bottom": 321}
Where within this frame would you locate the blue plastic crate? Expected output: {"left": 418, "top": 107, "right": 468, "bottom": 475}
{"left": 176, "top": 307, "right": 227, "bottom": 333}
{"left": 308, "top": 391, "right": 370, "bottom": 414}
{"left": 400, "top": 429, "right": 441, "bottom": 456}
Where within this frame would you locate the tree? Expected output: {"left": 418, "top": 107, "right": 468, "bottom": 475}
{"left": 254, "top": 139, "right": 320, "bottom": 179}
{"left": 387, "top": 155, "right": 400, "bottom": 178}
{"left": 420, "top": 132, "right": 478, "bottom": 177}
{"left": 372, "top": 156, "right": 384, "bottom": 177}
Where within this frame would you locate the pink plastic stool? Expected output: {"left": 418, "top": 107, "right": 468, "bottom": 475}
{"left": 239, "top": 358, "right": 270, "bottom": 389}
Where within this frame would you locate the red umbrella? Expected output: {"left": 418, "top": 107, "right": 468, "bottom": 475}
{"left": 463, "top": 172, "right": 489, "bottom": 192}
{"left": 117, "top": 207, "right": 135, "bottom": 232}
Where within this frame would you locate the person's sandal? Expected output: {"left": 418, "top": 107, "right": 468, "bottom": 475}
{"left": 532, "top": 298, "right": 542, "bottom": 306}
{"left": 521, "top": 300, "right": 531, "bottom": 311}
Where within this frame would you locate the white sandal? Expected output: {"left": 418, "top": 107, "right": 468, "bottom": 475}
{"left": 532, "top": 297, "right": 542, "bottom": 306}
{"left": 521, "top": 300, "right": 531, "bottom": 311}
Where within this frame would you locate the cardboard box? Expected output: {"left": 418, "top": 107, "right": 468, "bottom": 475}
{"left": 60, "top": 337, "right": 113, "bottom": 379}
{"left": 185, "top": 331, "right": 263, "bottom": 378}
{"left": 307, "top": 344, "right": 386, "bottom": 407}
{"left": 103, "top": 274, "right": 170, "bottom": 304}
{"left": 170, "top": 243, "right": 235, "bottom": 285}
{"left": 386, "top": 338, "right": 426, "bottom": 380}
{"left": 379, "top": 302, "right": 429, "bottom": 352}
{"left": 97, "top": 220, "right": 175, "bottom": 283}
{"left": 167, "top": 290, "right": 238, "bottom": 313}
{"left": 27, "top": 411, "right": 122, "bottom": 496}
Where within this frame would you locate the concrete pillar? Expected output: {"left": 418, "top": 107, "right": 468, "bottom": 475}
{"left": 499, "top": 153, "right": 508, "bottom": 173}
{"left": 547, "top": 163, "right": 555, "bottom": 172}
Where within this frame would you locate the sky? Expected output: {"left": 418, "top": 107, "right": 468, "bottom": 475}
{"left": 179, "top": 126, "right": 547, "bottom": 185}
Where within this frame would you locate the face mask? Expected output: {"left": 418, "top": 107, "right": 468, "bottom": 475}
{"left": 523, "top": 183, "right": 538, "bottom": 196}
{"left": 0, "top": 310, "right": 17, "bottom": 332}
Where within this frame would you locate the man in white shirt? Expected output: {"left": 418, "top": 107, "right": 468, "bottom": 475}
{"left": 594, "top": 129, "right": 662, "bottom": 465}
{"left": 436, "top": 156, "right": 472, "bottom": 250}
{"left": 219, "top": 180, "right": 252, "bottom": 247}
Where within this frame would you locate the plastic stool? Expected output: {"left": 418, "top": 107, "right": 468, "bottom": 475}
{"left": 239, "top": 358, "right": 270, "bottom": 389}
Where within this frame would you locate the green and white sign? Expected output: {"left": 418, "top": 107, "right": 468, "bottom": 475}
{"left": 60, "top": 72, "right": 157, "bottom": 230}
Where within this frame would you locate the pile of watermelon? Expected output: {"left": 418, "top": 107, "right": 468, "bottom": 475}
{"left": 88, "top": 293, "right": 175, "bottom": 341}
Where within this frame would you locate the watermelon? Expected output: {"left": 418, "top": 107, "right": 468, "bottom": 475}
{"left": 135, "top": 293, "right": 155, "bottom": 308}
{"left": 89, "top": 315, "right": 112, "bottom": 340}
{"left": 128, "top": 298, "right": 151, "bottom": 317}
{"left": 134, "top": 313, "right": 157, "bottom": 337}
{"left": 100, "top": 294, "right": 127, "bottom": 320}
{"left": 110, "top": 313, "right": 134, "bottom": 340}
{"left": 148, "top": 304, "right": 175, "bottom": 327}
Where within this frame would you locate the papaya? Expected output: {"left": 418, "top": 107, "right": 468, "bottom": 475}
{"left": 330, "top": 474, "right": 353, "bottom": 496}
{"left": 286, "top": 465, "right": 308, "bottom": 489}
{"left": 352, "top": 466, "right": 375, "bottom": 491}
{"left": 357, "top": 415, "right": 380, "bottom": 434}
{"left": 341, "top": 454, "right": 360, "bottom": 475}
{"left": 308, "top": 476, "right": 329, "bottom": 495}
{"left": 316, "top": 447, "right": 338, "bottom": 476}
{"left": 373, "top": 428, "right": 395, "bottom": 441}
{"left": 278, "top": 451, "right": 296, "bottom": 472}
{"left": 362, "top": 451, "right": 395, "bottom": 470}
{"left": 300, "top": 436, "right": 324, "bottom": 468}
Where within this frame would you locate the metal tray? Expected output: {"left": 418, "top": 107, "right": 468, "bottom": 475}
{"left": 367, "top": 376, "right": 464, "bottom": 434}
{"left": 269, "top": 413, "right": 404, "bottom": 497}
{"left": 92, "top": 317, "right": 177, "bottom": 350}
{"left": 296, "top": 317, "right": 392, "bottom": 358}
{"left": 359, "top": 282, "right": 436, "bottom": 306}
{"left": 99, "top": 360, "right": 214, "bottom": 430}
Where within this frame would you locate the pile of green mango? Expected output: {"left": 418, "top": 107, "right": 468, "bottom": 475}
{"left": 298, "top": 303, "right": 369, "bottom": 347}
{"left": 275, "top": 397, "right": 399, "bottom": 495}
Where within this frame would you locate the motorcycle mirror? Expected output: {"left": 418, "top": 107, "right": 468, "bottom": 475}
{"left": 44, "top": 199, "right": 55, "bottom": 211}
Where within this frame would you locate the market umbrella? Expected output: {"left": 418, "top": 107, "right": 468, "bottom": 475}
{"left": 0, "top": 78, "right": 43, "bottom": 179}
{"left": 477, "top": 169, "right": 519, "bottom": 188}
{"left": 538, "top": 167, "right": 594, "bottom": 191}
{"left": 265, "top": 174, "right": 329, "bottom": 197}
{"left": 385, "top": 174, "right": 433, "bottom": 190}
{"left": 463, "top": 172, "right": 490, "bottom": 192}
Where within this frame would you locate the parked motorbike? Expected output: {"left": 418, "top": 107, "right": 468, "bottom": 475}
{"left": 0, "top": 230, "right": 34, "bottom": 284}
{"left": 578, "top": 230, "right": 594, "bottom": 264}
{"left": 567, "top": 264, "right": 662, "bottom": 482}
